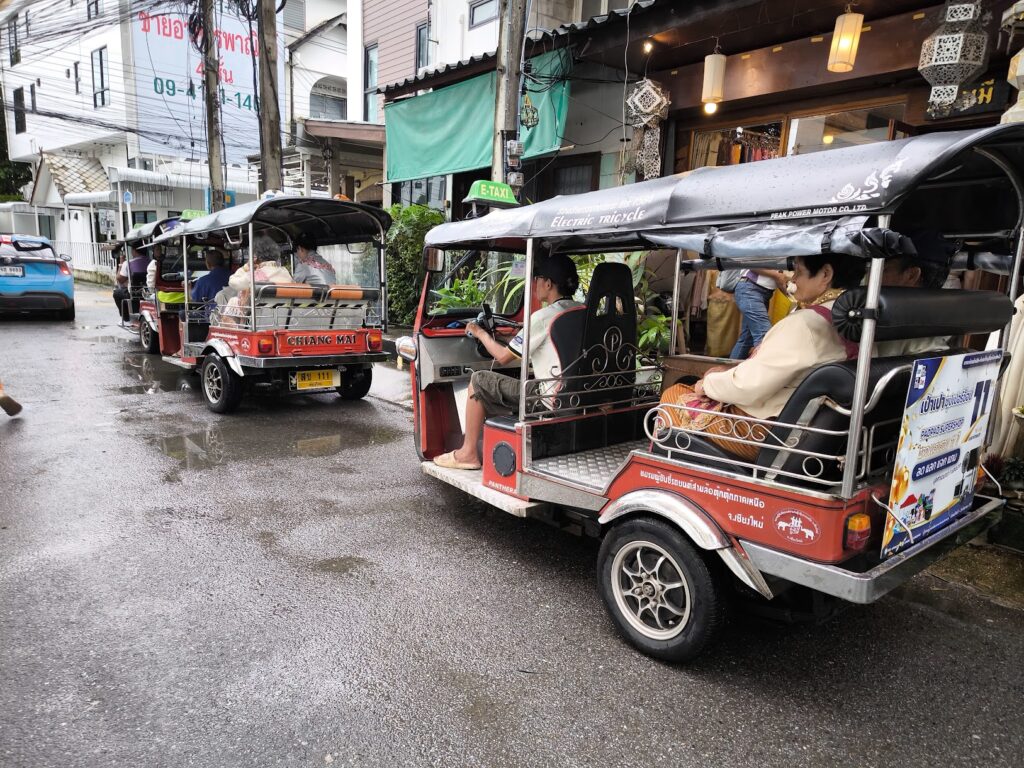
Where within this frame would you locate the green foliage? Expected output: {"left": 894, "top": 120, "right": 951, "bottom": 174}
{"left": 385, "top": 203, "right": 445, "bottom": 326}
{"left": 431, "top": 267, "right": 488, "bottom": 312}
{"left": 638, "top": 311, "right": 672, "bottom": 354}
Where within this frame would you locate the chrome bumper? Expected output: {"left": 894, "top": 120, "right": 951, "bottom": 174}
{"left": 235, "top": 353, "right": 390, "bottom": 369}
{"left": 740, "top": 495, "right": 1004, "bottom": 604}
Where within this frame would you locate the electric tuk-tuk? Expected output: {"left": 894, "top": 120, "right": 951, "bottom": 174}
{"left": 397, "top": 125, "right": 1022, "bottom": 662}
{"left": 116, "top": 216, "right": 181, "bottom": 336}
{"left": 144, "top": 196, "right": 391, "bottom": 413}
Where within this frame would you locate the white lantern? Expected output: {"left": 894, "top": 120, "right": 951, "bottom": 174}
{"left": 828, "top": 8, "right": 864, "bottom": 73}
{"left": 701, "top": 52, "right": 726, "bottom": 106}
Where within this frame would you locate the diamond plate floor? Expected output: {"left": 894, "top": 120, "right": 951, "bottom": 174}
{"left": 529, "top": 440, "right": 647, "bottom": 492}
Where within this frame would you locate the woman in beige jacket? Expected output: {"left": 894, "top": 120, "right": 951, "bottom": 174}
{"left": 661, "top": 253, "right": 866, "bottom": 461}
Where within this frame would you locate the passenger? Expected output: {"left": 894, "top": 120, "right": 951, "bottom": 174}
{"left": 875, "top": 230, "right": 955, "bottom": 357}
{"left": 292, "top": 234, "right": 337, "bottom": 286}
{"left": 433, "top": 255, "right": 581, "bottom": 470}
{"left": 221, "top": 239, "right": 292, "bottom": 326}
{"left": 187, "top": 250, "right": 231, "bottom": 320}
{"left": 112, "top": 246, "right": 150, "bottom": 321}
{"left": 660, "top": 253, "right": 866, "bottom": 462}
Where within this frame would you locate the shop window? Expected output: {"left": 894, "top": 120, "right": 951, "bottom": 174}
{"left": 12, "top": 87, "right": 25, "bottom": 133}
{"left": 392, "top": 176, "right": 446, "bottom": 210}
{"left": 363, "top": 45, "right": 378, "bottom": 123}
{"left": 87, "top": 0, "right": 101, "bottom": 20}
{"left": 416, "top": 22, "right": 429, "bottom": 70}
{"left": 132, "top": 211, "right": 157, "bottom": 226}
{"left": 91, "top": 46, "right": 109, "bottom": 108}
{"left": 786, "top": 103, "right": 906, "bottom": 155}
{"left": 577, "top": 1, "right": 630, "bottom": 22}
{"left": 691, "top": 121, "right": 783, "bottom": 170}
{"left": 469, "top": 0, "right": 498, "bottom": 28}
{"left": 29, "top": 83, "right": 35, "bottom": 112}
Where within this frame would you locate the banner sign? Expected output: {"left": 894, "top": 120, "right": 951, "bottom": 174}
{"left": 130, "top": 2, "right": 284, "bottom": 165}
{"left": 881, "top": 350, "right": 1002, "bottom": 558}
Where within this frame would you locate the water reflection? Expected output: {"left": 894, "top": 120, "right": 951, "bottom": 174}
{"left": 120, "top": 352, "right": 194, "bottom": 394}
{"left": 153, "top": 420, "right": 402, "bottom": 471}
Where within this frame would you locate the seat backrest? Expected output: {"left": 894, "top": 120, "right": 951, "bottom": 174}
{"left": 755, "top": 355, "right": 921, "bottom": 485}
{"left": 578, "top": 262, "right": 638, "bottom": 407}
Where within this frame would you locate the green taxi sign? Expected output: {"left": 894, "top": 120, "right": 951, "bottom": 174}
{"left": 462, "top": 180, "right": 520, "bottom": 209}
{"left": 179, "top": 209, "right": 206, "bottom": 220}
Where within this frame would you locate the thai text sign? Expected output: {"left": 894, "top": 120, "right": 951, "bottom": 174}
{"left": 882, "top": 350, "right": 1001, "bottom": 558}
{"left": 130, "top": 2, "right": 283, "bottom": 164}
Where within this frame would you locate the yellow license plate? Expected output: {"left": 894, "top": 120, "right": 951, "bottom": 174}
{"left": 295, "top": 369, "right": 340, "bottom": 390}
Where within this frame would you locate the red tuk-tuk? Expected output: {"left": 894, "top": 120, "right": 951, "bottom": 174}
{"left": 115, "top": 216, "right": 180, "bottom": 336}
{"left": 397, "top": 125, "right": 1021, "bottom": 661}
{"left": 141, "top": 197, "right": 391, "bottom": 413}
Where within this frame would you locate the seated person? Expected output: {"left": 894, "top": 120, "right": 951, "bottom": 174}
{"left": 875, "top": 230, "right": 955, "bottom": 357}
{"left": 660, "top": 253, "right": 865, "bottom": 462}
{"left": 151, "top": 245, "right": 186, "bottom": 305}
{"left": 113, "top": 246, "right": 150, "bottom": 321}
{"left": 221, "top": 241, "right": 293, "bottom": 326}
{"left": 433, "top": 255, "right": 581, "bottom": 470}
{"left": 292, "top": 234, "right": 337, "bottom": 286}
{"left": 187, "top": 249, "right": 232, "bottom": 320}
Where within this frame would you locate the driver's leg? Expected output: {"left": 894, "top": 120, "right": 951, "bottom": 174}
{"left": 453, "top": 379, "right": 486, "bottom": 465}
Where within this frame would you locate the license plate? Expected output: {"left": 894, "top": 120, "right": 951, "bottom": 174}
{"left": 0, "top": 265, "right": 24, "bottom": 277}
{"left": 293, "top": 369, "right": 340, "bottom": 391}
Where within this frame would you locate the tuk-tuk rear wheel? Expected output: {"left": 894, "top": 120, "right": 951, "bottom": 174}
{"left": 337, "top": 366, "right": 373, "bottom": 400}
{"left": 598, "top": 517, "right": 726, "bottom": 663}
{"left": 139, "top": 319, "right": 158, "bottom": 354}
{"left": 201, "top": 353, "right": 243, "bottom": 414}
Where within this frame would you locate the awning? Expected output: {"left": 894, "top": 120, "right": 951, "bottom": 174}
{"left": 107, "top": 167, "right": 258, "bottom": 195}
{"left": 384, "top": 50, "right": 571, "bottom": 183}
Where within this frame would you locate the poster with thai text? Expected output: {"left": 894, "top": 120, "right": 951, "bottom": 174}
{"left": 881, "top": 350, "right": 1002, "bottom": 559}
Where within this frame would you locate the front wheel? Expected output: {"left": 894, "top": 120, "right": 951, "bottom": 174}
{"left": 597, "top": 517, "right": 726, "bottom": 663}
{"left": 201, "top": 353, "right": 244, "bottom": 413}
{"left": 139, "top": 319, "right": 159, "bottom": 354}
{"left": 337, "top": 366, "right": 372, "bottom": 400}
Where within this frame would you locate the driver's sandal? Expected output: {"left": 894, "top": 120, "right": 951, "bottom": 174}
{"left": 433, "top": 451, "right": 482, "bottom": 470}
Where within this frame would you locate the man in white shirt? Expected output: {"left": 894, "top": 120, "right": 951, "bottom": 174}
{"left": 875, "top": 230, "right": 954, "bottom": 358}
{"left": 432, "top": 254, "right": 581, "bottom": 470}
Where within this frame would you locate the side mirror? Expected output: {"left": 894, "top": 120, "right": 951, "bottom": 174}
{"left": 423, "top": 247, "right": 444, "bottom": 273}
{"left": 60, "top": 254, "right": 71, "bottom": 262}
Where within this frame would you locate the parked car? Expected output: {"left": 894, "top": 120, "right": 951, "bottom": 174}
{"left": 0, "top": 235, "right": 75, "bottom": 320}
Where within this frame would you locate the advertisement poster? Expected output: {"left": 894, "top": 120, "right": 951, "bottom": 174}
{"left": 130, "top": 2, "right": 285, "bottom": 165}
{"left": 881, "top": 350, "right": 1002, "bottom": 558}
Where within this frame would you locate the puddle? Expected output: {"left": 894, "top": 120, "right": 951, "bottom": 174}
{"left": 80, "top": 335, "right": 131, "bottom": 345}
{"left": 119, "top": 352, "right": 195, "bottom": 394}
{"left": 152, "top": 421, "right": 403, "bottom": 471}
{"left": 312, "top": 555, "right": 370, "bottom": 575}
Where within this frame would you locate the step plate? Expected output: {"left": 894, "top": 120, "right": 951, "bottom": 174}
{"left": 421, "top": 461, "right": 548, "bottom": 518}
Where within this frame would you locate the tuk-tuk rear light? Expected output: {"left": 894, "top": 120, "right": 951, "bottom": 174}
{"left": 366, "top": 330, "right": 382, "bottom": 352}
{"left": 844, "top": 513, "right": 871, "bottom": 550}
{"left": 257, "top": 336, "right": 275, "bottom": 354}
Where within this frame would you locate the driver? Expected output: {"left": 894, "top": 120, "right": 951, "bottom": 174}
{"left": 433, "top": 254, "right": 581, "bottom": 470}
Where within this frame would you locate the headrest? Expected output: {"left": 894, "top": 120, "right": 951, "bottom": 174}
{"left": 833, "top": 287, "right": 1013, "bottom": 342}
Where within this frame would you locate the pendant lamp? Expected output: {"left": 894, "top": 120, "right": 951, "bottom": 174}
{"left": 828, "top": 6, "right": 864, "bottom": 73}
{"left": 702, "top": 49, "right": 726, "bottom": 109}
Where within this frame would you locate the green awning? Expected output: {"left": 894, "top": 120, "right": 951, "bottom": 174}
{"left": 384, "top": 50, "right": 571, "bottom": 183}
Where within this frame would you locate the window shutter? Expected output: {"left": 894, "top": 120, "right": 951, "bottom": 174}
{"left": 283, "top": 0, "right": 305, "bottom": 31}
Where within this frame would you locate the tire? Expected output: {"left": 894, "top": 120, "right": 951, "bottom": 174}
{"left": 597, "top": 517, "right": 726, "bottom": 663}
{"left": 58, "top": 303, "right": 75, "bottom": 321}
{"left": 139, "top": 319, "right": 159, "bottom": 354}
{"left": 200, "top": 353, "right": 244, "bottom": 413}
{"left": 337, "top": 366, "right": 372, "bottom": 400}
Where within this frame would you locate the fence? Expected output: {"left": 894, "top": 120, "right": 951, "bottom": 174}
{"left": 55, "top": 240, "right": 115, "bottom": 277}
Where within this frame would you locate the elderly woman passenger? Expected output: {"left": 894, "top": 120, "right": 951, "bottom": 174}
{"left": 660, "top": 253, "right": 866, "bottom": 461}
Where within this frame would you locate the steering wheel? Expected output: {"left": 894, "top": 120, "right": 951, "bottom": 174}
{"left": 467, "top": 303, "right": 521, "bottom": 358}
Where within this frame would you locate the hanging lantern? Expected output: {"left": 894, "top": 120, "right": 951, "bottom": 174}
{"left": 918, "top": 1, "right": 990, "bottom": 116}
{"left": 827, "top": 6, "right": 864, "bottom": 73}
{"left": 625, "top": 78, "right": 670, "bottom": 180}
{"left": 701, "top": 52, "right": 726, "bottom": 107}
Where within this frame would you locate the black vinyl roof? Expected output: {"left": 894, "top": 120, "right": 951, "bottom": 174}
{"left": 425, "top": 125, "right": 1024, "bottom": 255}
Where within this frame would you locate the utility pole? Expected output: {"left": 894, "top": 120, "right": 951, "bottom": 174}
{"left": 201, "top": 0, "right": 226, "bottom": 211}
{"left": 257, "top": 0, "right": 283, "bottom": 193}
{"left": 491, "top": 0, "right": 528, "bottom": 185}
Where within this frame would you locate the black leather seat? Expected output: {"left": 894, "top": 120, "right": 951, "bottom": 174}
{"left": 577, "top": 262, "right": 638, "bottom": 408}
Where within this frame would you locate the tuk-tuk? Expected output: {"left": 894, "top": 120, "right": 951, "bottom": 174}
{"left": 143, "top": 197, "right": 391, "bottom": 413}
{"left": 397, "top": 125, "right": 1021, "bottom": 661}
{"left": 115, "top": 216, "right": 180, "bottom": 335}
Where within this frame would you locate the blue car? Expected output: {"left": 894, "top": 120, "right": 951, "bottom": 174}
{"left": 0, "top": 235, "right": 75, "bottom": 321}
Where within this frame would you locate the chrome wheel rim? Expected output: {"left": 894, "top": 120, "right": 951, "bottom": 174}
{"left": 203, "top": 362, "right": 223, "bottom": 403}
{"left": 140, "top": 323, "right": 151, "bottom": 347}
{"left": 611, "top": 540, "right": 691, "bottom": 640}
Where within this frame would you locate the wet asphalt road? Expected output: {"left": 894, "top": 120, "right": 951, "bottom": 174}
{"left": 1, "top": 282, "right": 1023, "bottom": 768}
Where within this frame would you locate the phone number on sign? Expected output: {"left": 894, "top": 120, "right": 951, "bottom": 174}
{"left": 151, "top": 78, "right": 255, "bottom": 111}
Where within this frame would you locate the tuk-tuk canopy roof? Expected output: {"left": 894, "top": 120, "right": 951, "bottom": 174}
{"left": 124, "top": 216, "right": 181, "bottom": 246}
{"left": 154, "top": 197, "right": 392, "bottom": 246}
{"left": 425, "top": 124, "right": 1024, "bottom": 256}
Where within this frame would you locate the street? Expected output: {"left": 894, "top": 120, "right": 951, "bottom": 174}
{"left": 1, "top": 282, "right": 1023, "bottom": 768}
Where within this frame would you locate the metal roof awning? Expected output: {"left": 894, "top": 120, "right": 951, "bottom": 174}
{"left": 64, "top": 191, "right": 117, "bottom": 205}
{"left": 107, "top": 167, "right": 258, "bottom": 195}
